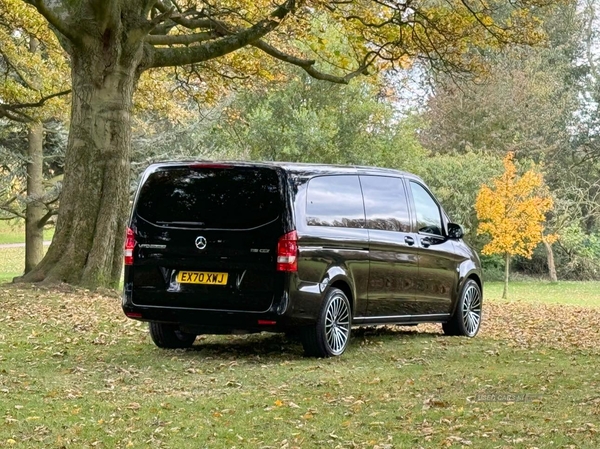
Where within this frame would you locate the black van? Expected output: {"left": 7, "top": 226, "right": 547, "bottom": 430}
{"left": 122, "top": 162, "right": 482, "bottom": 357}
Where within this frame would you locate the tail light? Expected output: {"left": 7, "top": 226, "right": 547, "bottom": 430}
{"left": 258, "top": 320, "right": 277, "bottom": 326}
{"left": 124, "top": 227, "right": 135, "bottom": 265}
{"left": 190, "top": 163, "right": 231, "bottom": 169}
{"left": 276, "top": 231, "right": 298, "bottom": 272}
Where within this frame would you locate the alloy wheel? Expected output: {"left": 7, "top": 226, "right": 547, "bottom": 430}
{"left": 324, "top": 294, "right": 351, "bottom": 355}
{"left": 461, "top": 284, "right": 482, "bottom": 337}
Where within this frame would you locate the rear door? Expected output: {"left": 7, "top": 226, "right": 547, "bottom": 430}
{"left": 129, "top": 164, "right": 286, "bottom": 312}
{"left": 360, "top": 175, "right": 420, "bottom": 317}
{"left": 296, "top": 175, "right": 370, "bottom": 316}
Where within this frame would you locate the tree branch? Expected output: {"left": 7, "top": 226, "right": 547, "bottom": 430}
{"left": 0, "top": 48, "right": 38, "bottom": 91}
{"left": 154, "top": 1, "right": 211, "bottom": 30}
{"left": 0, "top": 90, "right": 71, "bottom": 123}
{"left": 252, "top": 40, "right": 369, "bottom": 84}
{"left": 30, "top": 0, "right": 79, "bottom": 44}
{"left": 6, "top": 90, "right": 72, "bottom": 110}
{"left": 147, "top": 0, "right": 296, "bottom": 69}
{"left": 0, "top": 109, "right": 32, "bottom": 123}
{"left": 146, "top": 31, "right": 217, "bottom": 45}
{"left": 459, "top": 0, "right": 506, "bottom": 44}
{"left": 584, "top": 0, "right": 599, "bottom": 82}
{"left": 0, "top": 198, "right": 25, "bottom": 219}
{"left": 147, "top": 2, "right": 370, "bottom": 83}
{"left": 38, "top": 209, "right": 58, "bottom": 228}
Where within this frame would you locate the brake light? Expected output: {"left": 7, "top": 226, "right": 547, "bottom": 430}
{"left": 124, "top": 227, "right": 135, "bottom": 265}
{"left": 190, "top": 163, "right": 231, "bottom": 169}
{"left": 276, "top": 231, "right": 298, "bottom": 272}
{"left": 258, "top": 320, "right": 277, "bottom": 326}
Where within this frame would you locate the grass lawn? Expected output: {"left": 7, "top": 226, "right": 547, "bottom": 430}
{"left": 0, "top": 247, "right": 26, "bottom": 283}
{"left": 1, "top": 279, "right": 600, "bottom": 447}
{"left": 0, "top": 220, "right": 54, "bottom": 245}
{"left": 485, "top": 281, "right": 600, "bottom": 307}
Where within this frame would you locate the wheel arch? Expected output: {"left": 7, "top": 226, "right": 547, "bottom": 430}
{"left": 451, "top": 270, "right": 483, "bottom": 317}
{"left": 467, "top": 272, "right": 482, "bottom": 293}
{"left": 319, "top": 262, "right": 358, "bottom": 317}
{"left": 329, "top": 279, "right": 354, "bottom": 316}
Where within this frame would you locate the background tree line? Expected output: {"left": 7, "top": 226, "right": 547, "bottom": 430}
{"left": 1, "top": 0, "right": 598, "bottom": 285}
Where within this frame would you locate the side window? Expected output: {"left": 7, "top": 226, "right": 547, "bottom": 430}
{"left": 409, "top": 182, "right": 443, "bottom": 236}
{"left": 360, "top": 176, "right": 411, "bottom": 232}
{"left": 306, "top": 175, "right": 365, "bottom": 228}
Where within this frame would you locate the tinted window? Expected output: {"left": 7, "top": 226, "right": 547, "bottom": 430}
{"left": 410, "top": 182, "right": 443, "bottom": 236}
{"left": 360, "top": 176, "right": 410, "bottom": 232}
{"left": 136, "top": 166, "right": 281, "bottom": 230}
{"left": 306, "top": 175, "right": 365, "bottom": 228}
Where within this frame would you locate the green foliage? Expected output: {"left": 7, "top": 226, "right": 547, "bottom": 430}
{"left": 414, "top": 151, "right": 503, "bottom": 242}
{"left": 506, "top": 226, "right": 600, "bottom": 281}
{"left": 555, "top": 225, "right": 600, "bottom": 280}
{"left": 205, "top": 71, "right": 427, "bottom": 170}
{"left": 480, "top": 254, "right": 507, "bottom": 282}
{"left": 416, "top": 2, "right": 600, "bottom": 281}
{"left": 420, "top": 3, "right": 580, "bottom": 166}
{"left": 0, "top": 120, "right": 65, "bottom": 222}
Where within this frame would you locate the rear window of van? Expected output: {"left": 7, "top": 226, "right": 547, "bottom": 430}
{"left": 135, "top": 166, "right": 282, "bottom": 230}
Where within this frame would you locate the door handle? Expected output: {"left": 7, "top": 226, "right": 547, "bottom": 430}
{"left": 421, "top": 237, "right": 432, "bottom": 248}
{"left": 404, "top": 236, "right": 415, "bottom": 246}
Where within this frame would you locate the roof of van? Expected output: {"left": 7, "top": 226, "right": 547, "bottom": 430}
{"left": 146, "top": 160, "right": 422, "bottom": 180}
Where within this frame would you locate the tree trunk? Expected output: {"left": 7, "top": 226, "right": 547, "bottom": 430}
{"left": 17, "top": 43, "right": 141, "bottom": 288}
{"left": 502, "top": 253, "right": 510, "bottom": 299}
{"left": 543, "top": 239, "right": 558, "bottom": 282}
{"left": 24, "top": 121, "right": 45, "bottom": 273}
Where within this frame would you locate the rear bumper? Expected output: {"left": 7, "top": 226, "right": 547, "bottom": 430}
{"left": 122, "top": 277, "right": 326, "bottom": 333}
{"left": 122, "top": 303, "right": 286, "bottom": 334}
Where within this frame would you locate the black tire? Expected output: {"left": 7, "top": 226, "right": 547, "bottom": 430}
{"left": 149, "top": 322, "right": 197, "bottom": 349}
{"left": 302, "top": 288, "right": 352, "bottom": 357}
{"left": 443, "top": 279, "right": 482, "bottom": 337}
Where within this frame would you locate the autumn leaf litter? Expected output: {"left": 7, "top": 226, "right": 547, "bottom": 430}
{"left": 2, "top": 283, "right": 599, "bottom": 354}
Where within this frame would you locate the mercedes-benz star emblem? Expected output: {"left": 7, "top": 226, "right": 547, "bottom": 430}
{"left": 195, "top": 236, "right": 207, "bottom": 250}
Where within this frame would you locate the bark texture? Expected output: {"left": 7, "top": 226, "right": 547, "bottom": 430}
{"left": 543, "top": 239, "right": 558, "bottom": 283}
{"left": 19, "top": 33, "right": 143, "bottom": 287}
{"left": 24, "top": 121, "right": 45, "bottom": 273}
{"left": 502, "top": 253, "right": 510, "bottom": 300}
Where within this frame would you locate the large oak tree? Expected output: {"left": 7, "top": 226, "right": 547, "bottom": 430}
{"left": 14, "top": 0, "right": 560, "bottom": 287}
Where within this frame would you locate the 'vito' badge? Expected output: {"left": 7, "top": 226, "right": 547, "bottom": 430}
{"left": 195, "top": 236, "right": 207, "bottom": 250}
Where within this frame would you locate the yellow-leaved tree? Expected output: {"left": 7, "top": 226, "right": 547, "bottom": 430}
{"left": 475, "top": 152, "right": 555, "bottom": 299}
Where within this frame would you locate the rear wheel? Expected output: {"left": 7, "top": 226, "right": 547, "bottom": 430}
{"left": 302, "top": 288, "right": 352, "bottom": 357}
{"left": 149, "top": 322, "right": 197, "bottom": 349}
{"left": 443, "top": 279, "right": 482, "bottom": 337}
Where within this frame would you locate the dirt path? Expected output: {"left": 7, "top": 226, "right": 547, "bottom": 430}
{"left": 0, "top": 241, "right": 51, "bottom": 249}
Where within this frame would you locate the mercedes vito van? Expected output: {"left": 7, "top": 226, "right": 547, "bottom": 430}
{"left": 122, "top": 162, "right": 482, "bottom": 357}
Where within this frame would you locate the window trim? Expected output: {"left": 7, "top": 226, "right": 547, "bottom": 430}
{"left": 407, "top": 180, "right": 447, "bottom": 238}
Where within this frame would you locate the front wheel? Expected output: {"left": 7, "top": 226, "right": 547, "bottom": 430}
{"left": 149, "top": 322, "right": 197, "bottom": 349}
{"left": 443, "top": 279, "right": 482, "bottom": 337}
{"left": 302, "top": 288, "right": 352, "bottom": 357}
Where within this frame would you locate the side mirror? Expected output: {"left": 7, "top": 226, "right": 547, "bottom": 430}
{"left": 447, "top": 223, "right": 464, "bottom": 239}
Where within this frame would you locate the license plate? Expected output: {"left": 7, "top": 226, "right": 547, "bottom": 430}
{"left": 177, "top": 271, "right": 228, "bottom": 285}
